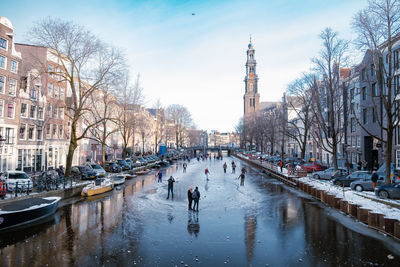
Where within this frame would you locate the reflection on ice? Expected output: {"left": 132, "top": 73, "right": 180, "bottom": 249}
{"left": 187, "top": 211, "right": 200, "bottom": 237}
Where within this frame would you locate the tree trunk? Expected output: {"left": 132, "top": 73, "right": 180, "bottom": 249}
{"left": 102, "top": 144, "right": 106, "bottom": 164}
{"left": 65, "top": 122, "right": 78, "bottom": 178}
{"left": 385, "top": 124, "right": 393, "bottom": 184}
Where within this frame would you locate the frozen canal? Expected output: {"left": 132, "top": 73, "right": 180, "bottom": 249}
{"left": 1, "top": 157, "right": 400, "bottom": 266}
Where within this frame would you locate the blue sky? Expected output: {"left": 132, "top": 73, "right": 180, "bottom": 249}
{"left": 2, "top": 0, "right": 366, "bottom": 132}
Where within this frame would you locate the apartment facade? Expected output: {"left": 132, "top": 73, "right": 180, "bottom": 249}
{"left": 0, "top": 17, "right": 22, "bottom": 171}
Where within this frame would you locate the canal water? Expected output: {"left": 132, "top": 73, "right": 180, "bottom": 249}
{"left": 1, "top": 157, "right": 400, "bottom": 266}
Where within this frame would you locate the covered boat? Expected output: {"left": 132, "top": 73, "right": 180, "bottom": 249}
{"left": 0, "top": 197, "right": 60, "bottom": 231}
{"left": 112, "top": 175, "right": 126, "bottom": 185}
{"left": 81, "top": 178, "right": 113, "bottom": 197}
{"left": 124, "top": 174, "right": 137, "bottom": 179}
{"left": 135, "top": 170, "right": 151, "bottom": 175}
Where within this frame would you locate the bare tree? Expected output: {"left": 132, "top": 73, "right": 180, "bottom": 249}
{"left": 117, "top": 73, "right": 144, "bottom": 157}
{"left": 152, "top": 99, "right": 165, "bottom": 153}
{"left": 352, "top": 0, "right": 400, "bottom": 183}
{"left": 28, "top": 18, "right": 126, "bottom": 177}
{"left": 235, "top": 118, "right": 245, "bottom": 149}
{"left": 85, "top": 89, "right": 119, "bottom": 164}
{"left": 285, "top": 73, "right": 315, "bottom": 159}
{"left": 311, "top": 28, "right": 349, "bottom": 170}
{"left": 165, "top": 104, "right": 192, "bottom": 148}
{"left": 136, "top": 111, "right": 151, "bottom": 153}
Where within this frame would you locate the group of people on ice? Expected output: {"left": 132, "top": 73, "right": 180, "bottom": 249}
{"left": 159, "top": 157, "right": 246, "bottom": 212}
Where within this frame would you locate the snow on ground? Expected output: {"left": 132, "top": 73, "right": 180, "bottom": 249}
{"left": 236, "top": 154, "right": 400, "bottom": 220}
{"left": 298, "top": 177, "right": 400, "bottom": 220}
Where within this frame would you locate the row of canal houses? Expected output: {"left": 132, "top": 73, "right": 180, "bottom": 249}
{"left": 0, "top": 17, "right": 178, "bottom": 173}
{"left": 285, "top": 35, "right": 400, "bottom": 170}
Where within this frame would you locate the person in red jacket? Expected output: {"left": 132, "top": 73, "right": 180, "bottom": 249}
{"left": 279, "top": 160, "right": 284, "bottom": 172}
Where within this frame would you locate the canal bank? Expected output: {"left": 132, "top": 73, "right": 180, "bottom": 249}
{"left": 0, "top": 164, "right": 157, "bottom": 207}
{"left": 233, "top": 153, "right": 400, "bottom": 241}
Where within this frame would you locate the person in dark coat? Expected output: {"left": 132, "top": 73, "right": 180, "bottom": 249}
{"left": 223, "top": 162, "right": 227, "bottom": 173}
{"left": 167, "top": 176, "right": 175, "bottom": 199}
{"left": 371, "top": 169, "right": 379, "bottom": 189}
{"left": 188, "top": 187, "right": 193, "bottom": 210}
{"left": 157, "top": 170, "right": 163, "bottom": 183}
{"left": 192, "top": 187, "right": 200, "bottom": 211}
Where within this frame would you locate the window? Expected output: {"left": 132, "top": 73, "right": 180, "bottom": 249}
{"left": 60, "top": 86, "right": 64, "bottom": 98}
{"left": 48, "top": 64, "right": 53, "bottom": 77}
{"left": 55, "top": 67, "right": 59, "bottom": 80}
{"left": 54, "top": 85, "right": 58, "bottom": 98}
{"left": 397, "top": 150, "right": 400, "bottom": 169}
{"left": 47, "top": 83, "right": 52, "bottom": 97}
{"left": 0, "top": 38, "right": 7, "bottom": 50}
{"left": 7, "top": 103, "right": 14, "bottom": 118}
{"left": 362, "top": 87, "right": 366, "bottom": 100}
{"left": 10, "top": 60, "right": 17, "bottom": 73}
{"left": 53, "top": 105, "right": 58, "bottom": 118}
{"left": 28, "top": 125, "right": 35, "bottom": 140}
{"left": 37, "top": 127, "right": 42, "bottom": 141}
{"left": 363, "top": 108, "right": 368, "bottom": 124}
{"left": 0, "top": 99, "right": 3, "bottom": 117}
{"left": 0, "top": 55, "right": 6, "bottom": 69}
{"left": 9, "top": 79, "right": 16, "bottom": 96}
{"left": 372, "top": 108, "right": 377, "bottom": 123}
{"left": 59, "top": 126, "right": 63, "bottom": 138}
{"left": 395, "top": 50, "right": 400, "bottom": 70}
{"left": 350, "top": 88, "right": 354, "bottom": 99}
{"left": 351, "top": 118, "right": 356, "bottom": 132}
{"left": 5, "top": 128, "right": 14, "bottom": 144}
{"left": 30, "top": 105, "right": 36, "bottom": 119}
{"left": 372, "top": 83, "right": 377, "bottom": 97}
{"left": 59, "top": 107, "right": 64, "bottom": 119}
{"left": 371, "top": 64, "right": 376, "bottom": 76}
{"left": 362, "top": 68, "right": 366, "bottom": 80}
{"left": 357, "top": 136, "right": 361, "bottom": 147}
{"left": 47, "top": 104, "right": 52, "bottom": 118}
{"left": 20, "top": 103, "right": 27, "bottom": 117}
{"left": 19, "top": 124, "right": 26, "bottom": 139}
{"left": 38, "top": 107, "right": 44, "bottom": 120}
{"left": 53, "top": 124, "right": 57, "bottom": 137}
{"left": 30, "top": 88, "right": 36, "bottom": 99}
{"left": 46, "top": 124, "right": 50, "bottom": 135}
{"left": 396, "top": 76, "right": 400, "bottom": 95}
{"left": 0, "top": 75, "right": 4, "bottom": 93}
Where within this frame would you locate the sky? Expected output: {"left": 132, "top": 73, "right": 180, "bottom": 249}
{"left": 1, "top": 0, "right": 367, "bottom": 132}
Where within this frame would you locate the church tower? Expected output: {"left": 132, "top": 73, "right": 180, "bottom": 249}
{"left": 243, "top": 37, "right": 260, "bottom": 116}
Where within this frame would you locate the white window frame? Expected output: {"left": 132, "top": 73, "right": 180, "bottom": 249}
{"left": 0, "top": 99, "right": 4, "bottom": 117}
{"left": 28, "top": 125, "right": 35, "bottom": 141}
{"left": 8, "top": 78, "right": 16, "bottom": 96}
{"left": 7, "top": 102, "right": 15, "bottom": 119}
{"left": 38, "top": 107, "right": 44, "bottom": 120}
{"left": 0, "top": 75, "right": 5, "bottom": 94}
{"left": 20, "top": 103, "right": 27, "bottom": 118}
{"left": 48, "top": 83, "right": 52, "bottom": 97}
{"left": 0, "top": 54, "right": 6, "bottom": 70}
{"left": 0, "top": 37, "right": 7, "bottom": 51}
{"left": 60, "top": 107, "right": 64, "bottom": 119}
{"left": 396, "top": 150, "right": 400, "bottom": 170}
{"left": 30, "top": 105, "right": 36, "bottom": 119}
{"left": 19, "top": 123, "right": 27, "bottom": 140}
{"left": 10, "top": 60, "right": 18, "bottom": 73}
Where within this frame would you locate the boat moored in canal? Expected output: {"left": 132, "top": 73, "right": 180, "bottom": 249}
{"left": 0, "top": 197, "right": 61, "bottom": 231}
{"left": 135, "top": 170, "right": 151, "bottom": 175}
{"left": 112, "top": 175, "right": 126, "bottom": 185}
{"left": 81, "top": 178, "right": 114, "bottom": 197}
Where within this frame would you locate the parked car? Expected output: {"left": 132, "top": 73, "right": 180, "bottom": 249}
{"left": 301, "top": 162, "right": 325, "bottom": 173}
{"left": 313, "top": 168, "right": 348, "bottom": 180}
{"left": 350, "top": 176, "right": 385, "bottom": 192}
{"left": 125, "top": 159, "right": 135, "bottom": 169}
{"left": 71, "top": 166, "right": 99, "bottom": 180}
{"left": 375, "top": 183, "right": 400, "bottom": 199}
{"left": 0, "top": 171, "right": 33, "bottom": 192}
{"left": 116, "top": 159, "right": 131, "bottom": 171}
{"left": 332, "top": 171, "right": 370, "bottom": 186}
{"left": 86, "top": 163, "right": 106, "bottom": 177}
{"left": 104, "top": 161, "right": 122, "bottom": 173}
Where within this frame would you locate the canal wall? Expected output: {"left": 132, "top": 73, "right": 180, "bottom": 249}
{"left": 0, "top": 163, "right": 158, "bottom": 206}
{"left": 233, "top": 153, "right": 400, "bottom": 242}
